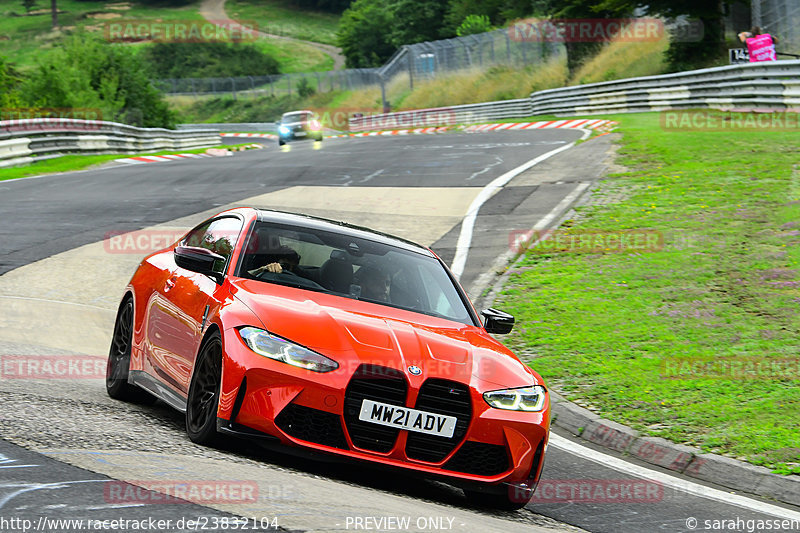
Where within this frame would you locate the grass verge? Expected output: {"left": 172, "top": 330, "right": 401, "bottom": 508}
{"left": 0, "top": 144, "right": 253, "bottom": 181}
{"left": 227, "top": 0, "right": 340, "bottom": 46}
{"left": 495, "top": 111, "right": 800, "bottom": 474}
{"left": 568, "top": 32, "right": 669, "bottom": 85}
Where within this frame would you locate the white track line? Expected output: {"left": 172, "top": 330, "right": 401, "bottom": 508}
{"left": 550, "top": 434, "right": 800, "bottom": 521}
{"left": 450, "top": 129, "right": 591, "bottom": 279}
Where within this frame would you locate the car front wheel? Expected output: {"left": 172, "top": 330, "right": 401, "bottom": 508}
{"left": 186, "top": 332, "right": 223, "bottom": 446}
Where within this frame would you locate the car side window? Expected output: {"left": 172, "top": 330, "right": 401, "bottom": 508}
{"left": 182, "top": 217, "right": 243, "bottom": 272}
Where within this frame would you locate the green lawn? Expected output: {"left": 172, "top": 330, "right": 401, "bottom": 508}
{"left": 227, "top": 0, "right": 340, "bottom": 46}
{"left": 496, "top": 111, "right": 800, "bottom": 474}
{"left": 251, "top": 38, "right": 334, "bottom": 73}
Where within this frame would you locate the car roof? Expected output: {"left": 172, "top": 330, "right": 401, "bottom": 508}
{"left": 254, "top": 209, "right": 433, "bottom": 256}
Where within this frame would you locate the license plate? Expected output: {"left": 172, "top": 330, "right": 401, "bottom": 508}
{"left": 294, "top": 131, "right": 306, "bottom": 137}
{"left": 358, "top": 399, "right": 457, "bottom": 438}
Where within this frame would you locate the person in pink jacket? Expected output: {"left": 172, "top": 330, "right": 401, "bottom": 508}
{"left": 738, "top": 26, "right": 778, "bottom": 62}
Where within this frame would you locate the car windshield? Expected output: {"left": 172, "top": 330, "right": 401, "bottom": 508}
{"left": 238, "top": 221, "right": 475, "bottom": 325}
{"left": 281, "top": 112, "right": 312, "bottom": 124}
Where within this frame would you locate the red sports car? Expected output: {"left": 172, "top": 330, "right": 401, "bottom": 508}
{"left": 106, "top": 207, "right": 549, "bottom": 509}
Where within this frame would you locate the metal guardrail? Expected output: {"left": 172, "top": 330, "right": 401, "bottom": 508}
{"left": 348, "top": 99, "right": 532, "bottom": 132}
{"left": 0, "top": 118, "right": 220, "bottom": 168}
{"left": 178, "top": 122, "right": 277, "bottom": 132}
{"left": 529, "top": 60, "right": 800, "bottom": 116}
{"left": 347, "top": 60, "right": 800, "bottom": 129}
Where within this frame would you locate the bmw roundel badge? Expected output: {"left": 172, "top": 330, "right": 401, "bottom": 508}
{"left": 408, "top": 365, "right": 422, "bottom": 375}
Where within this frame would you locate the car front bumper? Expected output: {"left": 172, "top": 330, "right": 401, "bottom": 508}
{"left": 218, "top": 330, "right": 550, "bottom": 490}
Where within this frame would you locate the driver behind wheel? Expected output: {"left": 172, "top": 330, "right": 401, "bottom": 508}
{"left": 248, "top": 246, "right": 301, "bottom": 276}
{"left": 354, "top": 265, "right": 391, "bottom": 302}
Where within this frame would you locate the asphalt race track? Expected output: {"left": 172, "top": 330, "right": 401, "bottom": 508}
{"left": 1, "top": 130, "right": 799, "bottom": 533}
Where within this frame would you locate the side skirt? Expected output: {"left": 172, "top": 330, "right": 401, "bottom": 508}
{"left": 129, "top": 370, "right": 188, "bottom": 413}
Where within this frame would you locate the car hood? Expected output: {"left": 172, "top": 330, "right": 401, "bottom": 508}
{"left": 229, "top": 279, "right": 538, "bottom": 390}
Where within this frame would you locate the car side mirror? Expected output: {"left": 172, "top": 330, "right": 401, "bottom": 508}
{"left": 174, "top": 246, "right": 225, "bottom": 283}
{"left": 481, "top": 308, "right": 515, "bottom": 334}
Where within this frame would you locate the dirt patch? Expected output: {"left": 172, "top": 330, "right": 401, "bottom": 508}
{"left": 87, "top": 12, "right": 122, "bottom": 20}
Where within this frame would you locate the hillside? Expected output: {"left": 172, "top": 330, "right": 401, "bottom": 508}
{"left": 173, "top": 30, "right": 673, "bottom": 125}
{"left": 0, "top": 0, "right": 340, "bottom": 73}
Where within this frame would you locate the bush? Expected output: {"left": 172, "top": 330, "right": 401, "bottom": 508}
{"left": 141, "top": 42, "right": 280, "bottom": 79}
{"left": 21, "top": 33, "right": 175, "bottom": 128}
{"left": 295, "top": 77, "right": 316, "bottom": 98}
{"left": 0, "top": 56, "right": 23, "bottom": 109}
{"left": 456, "top": 14, "right": 492, "bottom": 37}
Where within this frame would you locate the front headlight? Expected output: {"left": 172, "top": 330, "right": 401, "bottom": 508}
{"left": 483, "top": 385, "right": 547, "bottom": 412}
{"left": 238, "top": 327, "right": 338, "bottom": 373}
{"left": 278, "top": 125, "right": 290, "bottom": 135}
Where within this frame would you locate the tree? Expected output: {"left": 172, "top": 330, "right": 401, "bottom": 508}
{"left": 545, "top": 0, "right": 634, "bottom": 76}
{"left": 445, "top": 0, "right": 532, "bottom": 35}
{"left": 578, "top": 0, "right": 729, "bottom": 71}
{"left": 456, "top": 14, "right": 493, "bottom": 37}
{"left": 51, "top": 0, "right": 57, "bottom": 29}
{"left": 388, "top": 0, "right": 448, "bottom": 45}
{"left": 22, "top": 0, "right": 37, "bottom": 13}
{"left": 337, "top": 0, "right": 395, "bottom": 67}
{"left": 642, "top": 0, "right": 728, "bottom": 72}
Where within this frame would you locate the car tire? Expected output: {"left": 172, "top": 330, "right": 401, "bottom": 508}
{"left": 463, "top": 484, "right": 532, "bottom": 511}
{"left": 278, "top": 139, "right": 285, "bottom": 146}
{"left": 106, "top": 298, "right": 156, "bottom": 404}
{"left": 315, "top": 135, "right": 323, "bottom": 142}
{"left": 186, "top": 332, "right": 223, "bottom": 446}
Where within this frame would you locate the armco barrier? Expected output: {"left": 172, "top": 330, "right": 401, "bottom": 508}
{"left": 349, "top": 99, "right": 532, "bottom": 132}
{"left": 348, "top": 60, "right": 800, "bottom": 129}
{"left": 0, "top": 118, "right": 220, "bottom": 168}
{"left": 530, "top": 60, "right": 800, "bottom": 116}
{"left": 178, "top": 122, "right": 277, "bottom": 132}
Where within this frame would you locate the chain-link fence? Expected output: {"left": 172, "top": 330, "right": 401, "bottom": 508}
{"left": 156, "top": 27, "right": 565, "bottom": 99}
{"left": 756, "top": 0, "right": 800, "bottom": 56}
{"left": 155, "top": 70, "right": 382, "bottom": 98}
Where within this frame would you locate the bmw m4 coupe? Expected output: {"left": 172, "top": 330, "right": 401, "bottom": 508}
{"left": 106, "top": 208, "right": 549, "bottom": 509}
